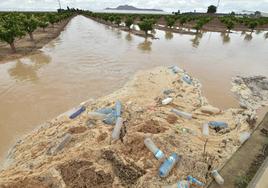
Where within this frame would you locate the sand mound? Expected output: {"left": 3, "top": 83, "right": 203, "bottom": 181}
{"left": 0, "top": 67, "right": 257, "bottom": 187}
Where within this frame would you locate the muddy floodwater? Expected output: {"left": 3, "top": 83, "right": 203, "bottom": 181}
{"left": 0, "top": 15, "right": 268, "bottom": 162}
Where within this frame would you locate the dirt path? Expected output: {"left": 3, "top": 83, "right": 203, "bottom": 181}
{"left": 209, "top": 112, "right": 268, "bottom": 188}
{"left": 0, "top": 16, "right": 73, "bottom": 64}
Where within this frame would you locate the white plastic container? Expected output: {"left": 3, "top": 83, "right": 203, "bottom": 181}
{"left": 211, "top": 170, "right": 224, "bottom": 185}
{"left": 239, "top": 132, "right": 251, "bottom": 144}
{"left": 203, "top": 123, "right": 209, "bottom": 136}
{"left": 88, "top": 112, "right": 107, "bottom": 120}
{"left": 112, "top": 117, "right": 123, "bottom": 140}
{"left": 171, "top": 109, "right": 192, "bottom": 120}
{"left": 162, "top": 97, "right": 173, "bottom": 105}
{"left": 144, "top": 138, "right": 165, "bottom": 160}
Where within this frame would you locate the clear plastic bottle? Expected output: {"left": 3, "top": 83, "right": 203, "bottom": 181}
{"left": 144, "top": 138, "right": 165, "bottom": 160}
{"left": 182, "top": 75, "right": 192, "bottom": 84}
{"left": 211, "top": 170, "right": 224, "bottom": 185}
{"left": 187, "top": 175, "right": 205, "bottom": 187}
{"left": 112, "top": 117, "right": 123, "bottom": 140}
{"left": 162, "top": 97, "right": 173, "bottom": 105}
{"left": 159, "top": 153, "right": 180, "bottom": 177}
{"left": 208, "top": 121, "right": 228, "bottom": 129}
{"left": 239, "top": 132, "right": 251, "bottom": 144}
{"left": 162, "top": 181, "right": 190, "bottom": 188}
{"left": 115, "top": 100, "right": 122, "bottom": 117}
{"left": 171, "top": 109, "right": 192, "bottom": 120}
{"left": 202, "top": 123, "right": 209, "bottom": 136}
{"left": 88, "top": 112, "right": 107, "bottom": 120}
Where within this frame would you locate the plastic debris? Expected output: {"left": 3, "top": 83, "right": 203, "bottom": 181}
{"left": 177, "top": 181, "right": 190, "bottom": 188}
{"left": 103, "top": 112, "right": 116, "bottom": 125}
{"left": 239, "top": 132, "right": 251, "bottom": 144}
{"left": 88, "top": 112, "right": 107, "bottom": 120}
{"left": 202, "top": 123, "right": 209, "bottom": 136}
{"left": 144, "top": 138, "right": 165, "bottom": 160}
{"left": 162, "top": 97, "right": 173, "bottom": 105}
{"left": 200, "top": 105, "right": 221, "bottom": 115}
{"left": 159, "top": 153, "right": 180, "bottom": 177}
{"left": 163, "top": 89, "right": 174, "bottom": 95}
{"left": 211, "top": 170, "right": 224, "bottom": 185}
{"left": 169, "top": 65, "right": 183, "bottom": 74}
{"left": 112, "top": 117, "right": 123, "bottom": 140}
{"left": 187, "top": 175, "right": 205, "bottom": 187}
{"left": 69, "top": 106, "right": 86, "bottom": 119}
{"left": 50, "top": 134, "right": 72, "bottom": 155}
{"left": 115, "top": 100, "right": 122, "bottom": 117}
{"left": 95, "top": 108, "right": 114, "bottom": 114}
{"left": 171, "top": 109, "right": 192, "bottom": 120}
{"left": 208, "top": 121, "right": 228, "bottom": 129}
{"left": 182, "top": 75, "right": 192, "bottom": 85}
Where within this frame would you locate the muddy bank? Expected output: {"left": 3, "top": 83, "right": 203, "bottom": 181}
{"left": 0, "top": 17, "right": 73, "bottom": 63}
{"left": 0, "top": 66, "right": 262, "bottom": 187}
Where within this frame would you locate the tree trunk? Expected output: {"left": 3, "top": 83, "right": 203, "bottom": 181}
{"left": 29, "top": 32, "right": 34, "bottom": 41}
{"left": 43, "top": 27, "right": 45, "bottom": 32}
{"left": 10, "top": 42, "right": 16, "bottom": 53}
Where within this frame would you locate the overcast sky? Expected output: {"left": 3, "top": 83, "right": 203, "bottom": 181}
{"left": 0, "top": 0, "right": 268, "bottom": 13}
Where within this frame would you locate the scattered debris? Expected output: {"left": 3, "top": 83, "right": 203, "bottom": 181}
{"left": 49, "top": 134, "right": 72, "bottom": 155}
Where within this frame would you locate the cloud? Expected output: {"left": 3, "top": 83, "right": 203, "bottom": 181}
{"left": 0, "top": 0, "right": 267, "bottom": 13}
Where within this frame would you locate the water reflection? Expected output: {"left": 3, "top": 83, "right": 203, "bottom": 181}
{"left": 221, "top": 32, "right": 231, "bottom": 44}
{"left": 8, "top": 53, "right": 51, "bottom": 82}
{"left": 125, "top": 33, "right": 133, "bottom": 42}
{"left": 264, "top": 32, "right": 268, "bottom": 39}
{"left": 241, "top": 31, "right": 246, "bottom": 36}
{"left": 244, "top": 33, "right": 253, "bottom": 41}
{"left": 138, "top": 39, "right": 152, "bottom": 52}
{"left": 255, "top": 30, "right": 262, "bottom": 35}
{"left": 190, "top": 33, "right": 203, "bottom": 48}
{"left": 165, "top": 31, "right": 174, "bottom": 40}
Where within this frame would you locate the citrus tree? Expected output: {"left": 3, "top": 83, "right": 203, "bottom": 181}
{"left": 22, "top": 15, "right": 39, "bottom": 40}
{"left": 0, "top": 13, "right": 25, "bottom": 52}
{"left": 138, "top": 19, "right": 154, "bottom": 37}
{"left": 165, "top": 16, "right": 176, "bottom": 28}
{"left": 125, "top": 16, "right": 134, "bottom": 29}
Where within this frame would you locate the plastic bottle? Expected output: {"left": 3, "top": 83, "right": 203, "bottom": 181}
{"left": 144, "top": 138, "right": 165, "bottom": 160}
{"left": 159, "top": 153, "right": 180, "bottom": 177}
{"left": 162, "top": 97, "right": 173, "bottom": 105}
{"left": 208, "top": 121, "right": 228, "bottom": 129}
{"left": 69, "top": 106, "right": 86, "bottom": 119}
{"left": 111, "top": 117, "right": 123, "bottom": 140}
{"left": 115, "top": 100, "right": 122, "bottom": 117}
{"left": 171, "top": 109, "right": 192, "bottom": 120}
{"left": 202, "top": 123, "right": 209, "bottom": 136}
{"left": 187, "top": 175, "right": 205, "bottom": 187}
{"left": 88, "top": 112, "right": 107, "bottom": 120}
{"left": 177, "top": 180, "right": 190, "bottom": 188}
{"left": 239, "top": 132, "right": 251, "bottom": 144}
{"left": 95, "top": 108, "right": 114, "bottom": 114}
{"left": 103, "top": 110, "right": 117, "bottom": 125}
{"left": 182, "top": 75, "right": 192, "bottom": 84}
{"left": 170, "top": 66, "right": 183, "bottom": 74}
{"left": 211, "top": 170, "right": 224, "bottom": 185}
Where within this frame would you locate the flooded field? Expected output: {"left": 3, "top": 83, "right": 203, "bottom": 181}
{"left": 0, "top": 15, "right": 267, "bottom": 162}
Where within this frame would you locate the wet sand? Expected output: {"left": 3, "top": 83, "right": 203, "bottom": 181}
{"left": 0, "top": 67, "right": 256, "bottom": 187}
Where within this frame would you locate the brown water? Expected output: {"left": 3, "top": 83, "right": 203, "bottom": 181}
{"left": 0, "top": 15, "right": 268, "bottom": 162}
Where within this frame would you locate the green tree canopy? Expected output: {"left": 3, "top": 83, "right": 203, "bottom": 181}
{"left": 0, "top": 13, "right": 25, "bottom": 52}
{"left": 207, "top": 5, "right": 217, "bottom": 14}
{"left": 138, "top": 19, "right": 154, "bottom": 37}
{"left": 125, "top": 17, "right": 134, "bottom": 29}
{"left": 22, "top": 15, "right": 39, "bottom": 40}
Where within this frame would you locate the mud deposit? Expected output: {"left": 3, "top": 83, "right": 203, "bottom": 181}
{"left": 0, "top": 67, "right": 262, "bottom": 187}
